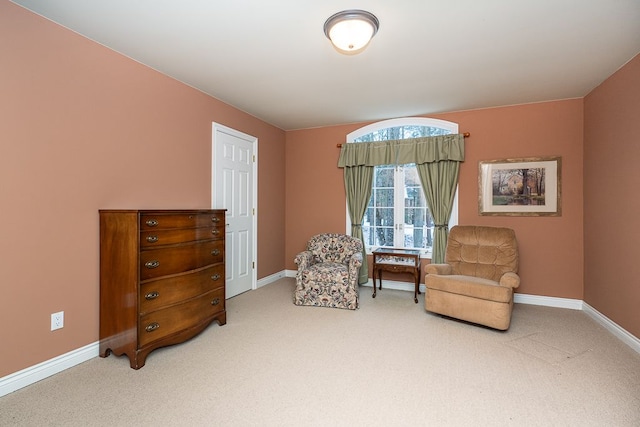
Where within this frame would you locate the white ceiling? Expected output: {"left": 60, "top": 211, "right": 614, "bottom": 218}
{"left": 11, "top": 0, "right": 640, "bottom": 131}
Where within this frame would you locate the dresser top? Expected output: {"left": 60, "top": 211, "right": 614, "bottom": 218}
{"left": 100, "top": 209, "right": 226, "bottom": 213}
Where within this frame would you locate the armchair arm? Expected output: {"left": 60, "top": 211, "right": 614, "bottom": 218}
{"left": 347, "top": 252, "right": 363, "bottom": 284}
{"left": 425, "top": 263, "right": 453, "bottom": 275}
{"left": 500, "top": 272, "right": 521, "bottom": 289}
{"left": 347, "top": 252, "right": 363, "bottom": 268}
{"left": 294, "top": 251, "right": 314, "bottom": 272}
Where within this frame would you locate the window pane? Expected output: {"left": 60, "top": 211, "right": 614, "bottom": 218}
{"left": 404, "top": 225, "right": 434, "bottom": 249}
{"left": 375, "top": 166, "right": 394, "bottom": 187}
{"left": 353, "top": 125, "right": 451, "bottom": 143}
{"left": 364, "top": 206, "right": 393, "bottom": 230}
{"left": 374, "top": 207, "right": 393, "bottom": 226}
{"left": 369, "top": 226, "right": 393, "bottom": 247}
{"left": 404, "top": 227, "right": 416, "bottom": 248}
{"left": 404, "top": 186, "right": 425, "bottom": 208}
{"left": 404, "top": 165, "right": 420, "bottom": 186}
{"left": 362, "top": 225, "right": 373, "bottom": 246}
{"left": 374, "top": 189, "right": 394, "bottom": 207}
{"left": 405, "top": 208, "right": 425, "bottom": 226}
{"left": 364, "top": 207, "right": 374, "bottom": 227}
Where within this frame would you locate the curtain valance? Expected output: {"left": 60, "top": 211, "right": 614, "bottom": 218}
{"left": 337, "top": 134, "right": 465, "bottom": 168}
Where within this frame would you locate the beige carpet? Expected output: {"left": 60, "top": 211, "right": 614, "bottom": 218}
{"left": 1, "top": 277, "right": 639, "bottom": 426}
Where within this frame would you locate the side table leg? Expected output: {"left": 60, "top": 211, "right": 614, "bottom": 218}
{"left": 372, "top": 268, "right": 377, "bottom": 298}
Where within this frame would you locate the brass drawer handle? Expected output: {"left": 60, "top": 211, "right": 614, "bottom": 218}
{"left": 145, "top": 322, "right": 160, "bottom": 332}
{"left": 146, "top": 235, "right": 159, "bottom": 243}
{"left": 211, "top": 273, "right": 221, "bottom": 281}
{"left": 145, "top": 219, "right": 158, "bottom": 227}
{"left": 145, "top": 260, "right": 160, "bottom": 269}
{"left": 145, "top": 291, "right": 159, "bottom": 300}
{"left": 211, "top": 229, "right": 219, "bottom": 235}
{"left": 211, "top": 217, "right": 221, "bottom": 223}
{"left": 211, "top": 249, "right": 220, "bottom": 256}
{"left": 211, "top": 298, "right": 220, "bottom": 306}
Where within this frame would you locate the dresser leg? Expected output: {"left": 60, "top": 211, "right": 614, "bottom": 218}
{"left": 130, "top": 350, "right": 150, "bottom": 370}
{"left": 214, "top": 311, "right": 227, "bottom": 326}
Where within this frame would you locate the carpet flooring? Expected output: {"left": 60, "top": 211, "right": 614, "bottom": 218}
{"left": 1, "top": 277, "right": 639, "bottom": 426}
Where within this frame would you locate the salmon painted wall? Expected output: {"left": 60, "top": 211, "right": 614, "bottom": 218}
{"left": 584, "top": 54, "right": 640, "bottom": 339}
{"left": 0, "top": 2, "right": 285, "bottom": 377}
{"left": 286, "top": 99, "right": 584, "bottom": 301}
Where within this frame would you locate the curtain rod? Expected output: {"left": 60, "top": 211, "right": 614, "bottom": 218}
{"left": 336, "top": 132, "right": 470, "bottom": 148}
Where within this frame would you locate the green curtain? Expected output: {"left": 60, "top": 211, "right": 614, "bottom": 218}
{"left": 337, "top": 134, "right": 464, "bottom": 167}
{"left": 416, "top": 159, "right": 461, "bottom": 263}
{"left": 344, "top": 165, "right": 374, "bottom": 284}
{"left": 338, "top": 133, "right": 465, "bottom": 265}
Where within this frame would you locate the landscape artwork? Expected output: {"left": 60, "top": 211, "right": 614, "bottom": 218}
{"left": 479, "top": 157, "right": 561, "bottom": 216}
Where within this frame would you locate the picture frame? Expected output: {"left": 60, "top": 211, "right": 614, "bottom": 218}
{"left": 478, "top": 156, "right": 561, "bottom": 216}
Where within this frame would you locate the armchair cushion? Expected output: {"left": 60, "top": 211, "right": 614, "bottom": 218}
{"left": 426, "top": 274, "right": 512, "bottom": 303}
{"left": 306, "top": 233, "right": 360, "bottom": 265}
{"left": 445, "top": 225, "right": 518, "bottom": 282}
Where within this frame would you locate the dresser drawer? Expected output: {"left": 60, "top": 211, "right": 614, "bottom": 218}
{"left": 140, "top": 240, "right": 224, "bottom": 280}
{"left": 140, "top": 226, "right": 223, "bottom": 247}
{"left": 139, "top": 288, "right": 225, "bottom": 347}
{"left": 140, "top": 264, "right": 224, "bottom": 314}
{"left": 140, "top": 213, "right": 224, "bottom": 231}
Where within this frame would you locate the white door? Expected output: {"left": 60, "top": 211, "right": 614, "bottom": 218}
{"left": 212, "top": 123, "right": 256, "bottom": 298}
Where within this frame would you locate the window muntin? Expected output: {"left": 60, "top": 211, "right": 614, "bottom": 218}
{"left": 347, "top": 118, "right": 458, "bottom": 256}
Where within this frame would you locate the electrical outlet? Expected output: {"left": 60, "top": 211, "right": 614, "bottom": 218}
{"left": 51, "top": 311, "right": 64, "bottom": 331}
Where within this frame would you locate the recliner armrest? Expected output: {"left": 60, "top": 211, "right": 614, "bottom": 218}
{"left": 500, "top": 272, "right": 520, "bottom": 289}
{"left": 425, "top": 263, "right": 453, "bottom": 275}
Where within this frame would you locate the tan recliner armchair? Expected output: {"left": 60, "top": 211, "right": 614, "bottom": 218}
{"left": 424, "top": 225, "right": 520, "bottom": 330}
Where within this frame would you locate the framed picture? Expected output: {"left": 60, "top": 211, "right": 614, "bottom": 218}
{"left": 479, "top": 156, "right": 561, "bottom": 216}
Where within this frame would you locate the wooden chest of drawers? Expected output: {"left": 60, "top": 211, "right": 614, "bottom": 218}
{"left": 99, "top": 209, "right": 226, "bottom": 369}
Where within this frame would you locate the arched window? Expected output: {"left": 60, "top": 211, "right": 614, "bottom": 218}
{"left": 346, "top": 117, "right": 459, "bottom": 257}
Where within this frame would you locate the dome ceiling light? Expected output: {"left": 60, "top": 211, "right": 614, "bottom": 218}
{"left": 323, "top": 9, "right": 380, "bottom": 55}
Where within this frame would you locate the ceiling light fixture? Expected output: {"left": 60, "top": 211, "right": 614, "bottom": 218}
{"left": 323, "top": 10, "right": 379, "bottom": 55}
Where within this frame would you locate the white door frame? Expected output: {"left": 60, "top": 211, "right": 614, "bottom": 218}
{"left": 211, "top": 122, "right": 258, "bottom": 294}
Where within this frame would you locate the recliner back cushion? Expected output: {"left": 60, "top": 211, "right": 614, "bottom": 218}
{"left": 446, "top": 226, "right": 518, "bottom": 282}
{"left": 307, "top": 233, "right": 363, "bottom": 265}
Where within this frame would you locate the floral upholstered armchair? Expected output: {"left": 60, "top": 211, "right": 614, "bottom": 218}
{"left": 294, "top": 233, "right": 363, "bottom": 310}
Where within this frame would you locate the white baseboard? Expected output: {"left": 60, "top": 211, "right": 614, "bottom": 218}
{"left": 0, "top": 341, "right": 99, "bottom": 398}
{"left": 2, "top": 280, "right": 639, "bottom": 398}
{"left": 257, "top": 270, "right": 286, "bottom": 288}
{"left": 582, "top": 302, "right": 640, "bottom": 354}
{"left": 513, "top": 293, "right": 583, "bottom": 310}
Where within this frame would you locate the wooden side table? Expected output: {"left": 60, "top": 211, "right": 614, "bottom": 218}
{"left": 372, "top": 248, "right": 421, "bottom": 303}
